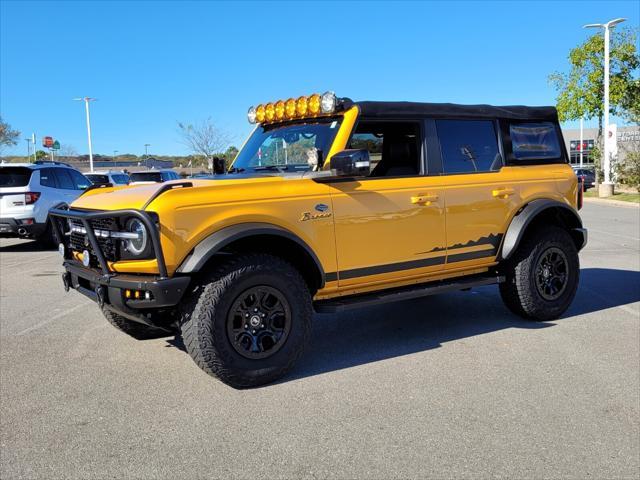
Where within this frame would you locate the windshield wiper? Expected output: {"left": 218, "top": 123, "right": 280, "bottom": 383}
{"left": 253, "top": 165, "right": 289, "bottom": 172}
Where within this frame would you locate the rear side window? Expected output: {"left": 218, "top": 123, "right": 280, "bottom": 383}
{"left": 510, "top": 122, "right": 561, "bottom": 161}
{"left": 436, "top": 120, "right": 501, "bottom": 174}
{"left": 0, "top": 167, "right": 33, "bottom": 187}
{"left": 40, "top": 168, "right": 58, "bottom": 188}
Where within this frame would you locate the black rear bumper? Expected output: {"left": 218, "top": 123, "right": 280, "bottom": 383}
{"left": 0, "top": 218, "right": 46, "bottom": 237}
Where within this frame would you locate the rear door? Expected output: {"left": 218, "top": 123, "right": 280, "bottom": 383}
{"left": 431, "top": 119, "right": 522, "bottom": 269}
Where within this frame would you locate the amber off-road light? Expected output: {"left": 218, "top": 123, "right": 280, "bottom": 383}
{"left": 248, "top": 91, "right": 340, "bottom": 124}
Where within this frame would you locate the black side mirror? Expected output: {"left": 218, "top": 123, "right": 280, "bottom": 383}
{"left": 330, "top": 149, "right": 370, "bottom": 176}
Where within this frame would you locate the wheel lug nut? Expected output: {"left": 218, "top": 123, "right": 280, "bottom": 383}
{"left": 254, "top": 308, "right": 258, "bottom": 312}
{"left": 245, "top": 313, "right": 249, "bottom": 317}
{"left": 244, "top": 324, "right": 248, "bottom": 329}
{"left": 261, "top": 313, "right": 266, "bottom": 318}
{"left": 252, "top": 329, "right": 256, "bottom": 334}
{"left": 260, "top": 324, "right": 264, "bottom": 328}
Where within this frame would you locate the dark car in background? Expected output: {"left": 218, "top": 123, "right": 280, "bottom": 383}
{"left": 573, "top": 168, "right": 595, "bottom": 190}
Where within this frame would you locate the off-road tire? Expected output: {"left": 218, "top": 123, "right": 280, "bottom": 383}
{"left": 180, "top": 254, "right": 312, "bottom": 389}
{"left": 499, "top": 226, "right": 579, "bottom": 321}
{"left": 101, "top": 306, "right": 170, "bottom": 340}
{"left": 35, "top": 218, "right": 56, "bottom": 247}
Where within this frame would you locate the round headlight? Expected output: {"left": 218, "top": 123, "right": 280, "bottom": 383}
{"left": 321, "top": 91, "right": 337, "bottom": 114}
{"left": 125, "top": 218, "right": 147, "bottom": 255}
{"left": 308, "top": 94, "right": 321, "bottom": 115}
{"left": 247, "top": 106, "right": 257, "bottom": 124}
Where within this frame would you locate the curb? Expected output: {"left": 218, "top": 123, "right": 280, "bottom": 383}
{"left": 584, "top": 197, "right": 640, "bottom": 208}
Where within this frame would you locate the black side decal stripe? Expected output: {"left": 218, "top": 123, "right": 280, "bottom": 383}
{"left": 326, "top": 248, "right": 498, "bottom": 282}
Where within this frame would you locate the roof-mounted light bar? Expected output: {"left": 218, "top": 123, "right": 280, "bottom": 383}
{"left": 248, "top": 91, "right": 338, "bottom": 124}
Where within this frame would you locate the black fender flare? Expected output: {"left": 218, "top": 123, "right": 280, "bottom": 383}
{"left": 176, "top": 222, "right": 327, "bottom": 288}
{"left": 499, "top": 199, "right": 587, "bottom": 261}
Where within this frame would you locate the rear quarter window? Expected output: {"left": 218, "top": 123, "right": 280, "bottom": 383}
{"left": 509, "top": 122, "right": 562, "bottom": 162}
{"left": 0, "top": 167, "right": 33, "bottom": 187}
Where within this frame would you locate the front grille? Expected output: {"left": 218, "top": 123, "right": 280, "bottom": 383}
{"left": 68, "top": 217, "right": 119, "bottom": 264}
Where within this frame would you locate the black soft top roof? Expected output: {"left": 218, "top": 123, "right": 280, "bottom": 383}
{"left": 353, "top": 101, "right": 558, "bottom": 121}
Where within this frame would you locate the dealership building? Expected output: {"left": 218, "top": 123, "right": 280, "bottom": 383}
{"left": 561, "top": 125, "right": 639, "bottom": 168}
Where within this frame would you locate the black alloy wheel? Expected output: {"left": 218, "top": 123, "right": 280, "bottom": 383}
{"left": 534, "top": 247, "right": 569, "bottom": 301}
{"left": 226, "top": 286, "right": 292, "bottom": 360}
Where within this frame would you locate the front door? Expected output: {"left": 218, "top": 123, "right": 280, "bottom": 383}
{"left": 328, "top": 120, "right": 447, "bottom": 288}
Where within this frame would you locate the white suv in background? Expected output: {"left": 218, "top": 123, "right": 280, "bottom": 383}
{"left": 0, "top": 162, "right": 90, "bottom": 243}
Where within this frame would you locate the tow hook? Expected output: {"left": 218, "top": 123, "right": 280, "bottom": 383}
{"left": 61, "top": 272, "right": 71, "bottom": 292}
{"left": 95, "top": 285, "right": 106, "bottom": 308}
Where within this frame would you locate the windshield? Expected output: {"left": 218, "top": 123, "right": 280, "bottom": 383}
{"left": 130, "top": 172, "right": 162, "bottom": 182}
{"left": 231, "top": 118, "right": 342, "bottom": 173}
{"left": 86, "top": 174, "right": 109, "bottom": 184}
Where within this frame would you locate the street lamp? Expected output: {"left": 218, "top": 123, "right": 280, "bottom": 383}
{"left": 144, "top": 143, "right": 151, "bottom": 168}
{"left": 584, "top": 17, "right": 626, "bottom": 195}
{"left": 73, "top": 97, "right": 97, "bottom": 172}
{"left": 24, "top": 138, "right": 31, "bottom": 159}
{"left": 113, "top": 150, "right": 118, "bottom": 164}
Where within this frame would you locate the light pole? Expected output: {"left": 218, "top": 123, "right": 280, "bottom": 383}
{"left": 74, "top": 97, "right": 97, "bottom": 172}
{"left": 144, "top": 143, "right": 150, "bottom": 168}
{"left": 584, "top": 17, "right": 626, "bottom": 196}
{"left": 24, "top": 138, "right": 31, "bottom": 159}
{"left": 113, "top": 150, "right": 118, "bottom": 165}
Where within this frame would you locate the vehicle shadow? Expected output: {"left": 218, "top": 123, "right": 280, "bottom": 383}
{"left": 168, "top": 267, "right": 639, "bottom": 385}
{"left": 0, "top": 239, "right": 55, "bottom": 252}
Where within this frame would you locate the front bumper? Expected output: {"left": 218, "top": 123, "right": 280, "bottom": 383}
{"left": 62, "top": 260, "right": 190, "bottom": 310}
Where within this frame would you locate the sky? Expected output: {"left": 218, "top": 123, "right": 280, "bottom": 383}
{"left": 1, "top": 0, "right": 638, "bottom": 157}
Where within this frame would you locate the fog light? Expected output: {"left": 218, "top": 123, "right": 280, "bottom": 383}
{"left": 19, "top": 218, "right": 35, "bottom": 225}
{"left": 58, "top": 243, "right": 65, "bottom": 256}
{"left": 247, "top": 106, "right": 257, "bottom": 124}
{"left": 82, "top": 250, "right": 90, "bottom": 267}
{"left": 145, "top": 291, "right": 152, "bottom": 300}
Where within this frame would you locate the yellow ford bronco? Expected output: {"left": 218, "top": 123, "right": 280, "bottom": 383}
{"left": 51, "top": 92, "right": 587, "bottom": 388}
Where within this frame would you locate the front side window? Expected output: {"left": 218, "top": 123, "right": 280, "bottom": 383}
{"left": 348, "top": 121, "right": 421, "bottom": 177}
{"left": 68, "top": 169, "right": 90, "bottom": 190}
{"left": 231, "top": 119, "right": 342, "bottom": 173}
{"left": 86, "top": 174, "right": 109, "bottom": 184}
{"left": 55, "top": 169, "right": 76, "bottom": 190}
{"left": 510, "top": 122, "right": 561, "bottom": 161}
{"left": 436, "top": 120, "right": 501, "bottom": 174}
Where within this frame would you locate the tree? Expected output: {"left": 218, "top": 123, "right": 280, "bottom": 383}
{"left": 58, "top": 144, "right": 78, "bottom": 160}
{"left": 549, "top": 28, "right": 639, "bottom": 136}
{"left": 224, "top": 145, "right": 239, "bottom": 163}
{"left": 0, "top": 116, "right": 20, "bottom": 155}
{"left": 177, "top": 118, "right": 230, "bottom": 172}
{"left": 35, "top": 150, "right": 48, "bottom": 161}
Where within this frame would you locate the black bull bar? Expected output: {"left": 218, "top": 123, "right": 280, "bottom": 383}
{"left": 49, "top": 207, "right": 169, "bottom": 279}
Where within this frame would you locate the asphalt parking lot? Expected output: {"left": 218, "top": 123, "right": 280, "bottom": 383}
{"left": 1, "top": 201, "right": 638, "bottom": 479}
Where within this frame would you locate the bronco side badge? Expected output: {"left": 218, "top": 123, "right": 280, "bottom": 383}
{"left": 300, "top": 204, "right": 332, "bottom": 222}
